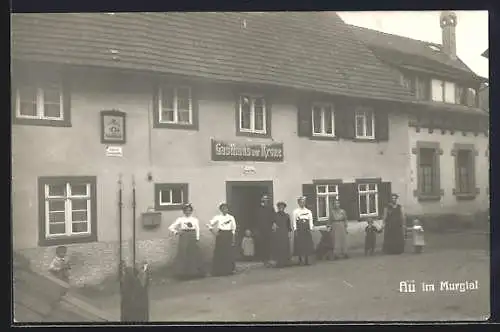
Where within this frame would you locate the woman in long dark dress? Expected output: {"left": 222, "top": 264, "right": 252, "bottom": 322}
{"left": 272, "top": 201, "right": 292, "bottom": 268}
{"left": 207, "top": 203, "right": 237, "bottom": 276}
{"left": 168, "top": 203, "right": 206, "bottom": 280}
{"left": 292, "top": 196, "right": 315, "bottom": 265}
{"left": 382, "top": 194, "right": 406, "bottom": 255}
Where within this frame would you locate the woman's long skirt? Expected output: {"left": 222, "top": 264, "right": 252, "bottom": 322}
{"left": 293, "top": 222, "right": 314, "bottom": 257}
{"left": 272, "top": 229, "right": 291, "bottom": 267}
{"left": 331, "top": 222, "right": 348, "bottom": 256}
{"left": 382, "top": 222, "right": 405, "bottom": 255}
{"left": 173, "top": 230, "right": 205, "bottom": 280}
{"left": 212, "top": 230, "right": 235, "bottom": 276}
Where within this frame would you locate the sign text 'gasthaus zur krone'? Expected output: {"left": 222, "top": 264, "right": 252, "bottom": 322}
{"left": 211, "top": 139, "right": 284, "bottom": 162}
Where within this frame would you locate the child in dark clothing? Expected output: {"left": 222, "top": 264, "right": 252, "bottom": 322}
{"left": 365, "top": 218, "right": 382, "bottom": 256}
{"left": 49, "top": 245, "right": 71, "bottom": 283}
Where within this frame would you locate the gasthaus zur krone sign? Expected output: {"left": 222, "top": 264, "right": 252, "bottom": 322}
{"left": 211, "top": 139, "right": 284, "bottom": 162}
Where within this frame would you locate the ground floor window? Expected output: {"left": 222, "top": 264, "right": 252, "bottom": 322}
{"left": 358, "top": 183, "right": 378, "bottom": 218}
{"left": 154, "top": 183, "right": 189, "bottom": 211}
{"left": 38, "top": 176, "right": 97, "bottom": 246}
{"left": 453, "top": 144, "right": 477, "bottom": 199}
{"left": 316, "top": 184, "right": 339, "bottom": 221}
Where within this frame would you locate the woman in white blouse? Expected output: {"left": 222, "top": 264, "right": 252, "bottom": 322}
{"left": 292, "top": 196, "right": 315, "bottom": 265}
{"left": 168, "top": 203, "right": 206, "bottom": 280}
{"left": 207, "top": 203, "right": 237, "bottom": 276}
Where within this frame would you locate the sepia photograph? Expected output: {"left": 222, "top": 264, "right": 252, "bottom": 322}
{"left": 11, "top": 10, "right": 490, "bottom": 323}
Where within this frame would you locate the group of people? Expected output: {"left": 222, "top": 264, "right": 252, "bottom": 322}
{"left": 167, "top": 192, "right": 424, "bottom": 281}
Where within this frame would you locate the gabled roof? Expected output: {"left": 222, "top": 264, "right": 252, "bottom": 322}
{"left": 349, "top": 25, "right": 485, "bottom": 83}
{"left": 11, "top": 12, "right": 414, "bottom": 103}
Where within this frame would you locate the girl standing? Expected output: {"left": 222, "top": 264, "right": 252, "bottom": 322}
{"left": 292, "top": 196, "right": 315, "bottom": 265}
{"left": 168, "top": 203, "right": 206, "bottom": 280}
{"left": 272, "top": 201, "right": 292, "bottom": 268}
{"left": 330, "top": 199, "right": 349, "bottom": 259}
{"left": 411, "top": 219, "right": 425, "bottom": 254}
{"left": 207, "top": 203, "right": 237, "bottom": 276}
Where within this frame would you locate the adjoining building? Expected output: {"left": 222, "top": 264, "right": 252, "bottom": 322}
{"left": 350, "top": 11, "right": 489, "bottom": 219}
{"left": 11, "top": 12, "right": 489, "bottom": 286}
{"left": 479, "top": 49, "right": 489, "bottom": 112}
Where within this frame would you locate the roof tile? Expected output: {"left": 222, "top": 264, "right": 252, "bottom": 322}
{"left": 12, "top": 12, "right": 414, "bottom": 103}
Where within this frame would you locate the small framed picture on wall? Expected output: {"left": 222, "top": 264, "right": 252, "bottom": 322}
{"left": 101, "top": 110, "right": 126, "bottom": 144}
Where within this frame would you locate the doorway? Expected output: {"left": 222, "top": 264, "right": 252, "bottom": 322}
{"left": 226, "top": 180, "right": 273, "bottom": 261}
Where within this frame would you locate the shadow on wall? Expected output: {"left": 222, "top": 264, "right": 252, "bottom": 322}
{"left": 406, "top": 209, "right": 489, "bottom": 233}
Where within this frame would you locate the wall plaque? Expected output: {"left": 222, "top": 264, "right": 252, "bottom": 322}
{"left": 211, "top": 139, "right": 284, "bottom": 162}
{"left": 101, "top": 110, "right": 126, "bottom": 144}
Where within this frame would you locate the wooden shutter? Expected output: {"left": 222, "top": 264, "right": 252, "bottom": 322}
{"left": 432, "top": 148, "right": 442, "bottom": 197}
{"left": 342, "top": 109, "right": 356, "bottom": 139}
{"left": 375, "top": 109, "right": 389, "bottom": 141}
{"left": 378, "top": 182, "right": 392, "bottom": 219}
{"left": 469, "top": 150, "right": 477, "bottom": 193}
{"left": 302, "top": 184, "right": 317, "bottom": 224}
{"left": 190, "top": 86, "right": 199, "bottom": 130}
{"left": 62, "top": 76, "right": 72, "bottom": 126}
{"left": 451, "top": 148, "right": 460, "bottom": 194}
{"left": 152, "top": 82, "right": 160, "bottom": 127}
{"left": 297, "top": 99, "right": 312, "bottom": 137}
{"left": 338, "top": 183, "right": 359, "bottom": 221}
{"left": 265, "top": 97, "right": 272, "bottom": 137}
{"left": 235, "top": 94, "right": 241, "bottom": 134}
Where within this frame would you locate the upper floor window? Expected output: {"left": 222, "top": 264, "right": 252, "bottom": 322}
{"left": 13, "top": 80, "right": 71, "bottom": 127}
{"left": 239, "top": 95, "right": 267, "bottom": 135}
{"left": 38, "top": 176, "right": 97, "bottom": 246}
{"left": 358, "top": 183, "right": 379, "bottom": 218}
{"left": 312, "top": 103, "right": 335, "bottom": 137}
{"left": 355, "top": 109, "right": 375, "bottom": 139}
{"left": 316, "top": 184, "right": 339, "bottom": 221}
{"left": 158, "top": 86, "right": 192, "bottom": 125}
{"left": 431, "top": 79, "right": 456, "bottom": 103}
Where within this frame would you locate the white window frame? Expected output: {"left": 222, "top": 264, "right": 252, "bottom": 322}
{"left": 158, "top": 86, "right": 193, "bottom": 125}
{"left": 44, "top": 183, "right": 92, "bottom": 239}
{"left": 431, "top": 79, "right": 457, "bottom": 104}
{"left": 15, "top": 85, "right": 64, "bottom": 121}
{"left": 159, "top": 187, "right": 185, "bottom": 206}
{"left": 355, "top": 108, "right": 375, "bottom": 139}
{"left": 316, "top": 184, "right": 339, "bottom": 222}
{"left": 311, "top": 102, "right": 336, "bottom": 137}
{"left": 358, "top": 183, "right": 379, "bottom": 218}
{"left": 239, "top": 94, "right": 267, "bottom": 134}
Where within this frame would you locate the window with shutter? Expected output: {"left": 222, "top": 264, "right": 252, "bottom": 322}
{"left": 311, "top": 103, "right": 336, "bottom": 137}
{"left": 314, "top": 183, "right": 340, "bottom": 224}
{"left": 416, "top": 76, "right": 430, "bottom": 100}
{"left": 355, "top": 108, "right": 375, "bottom": 140}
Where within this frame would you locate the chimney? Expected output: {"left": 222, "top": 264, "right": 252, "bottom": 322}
{"left": 440, "top": 11, "right": 457, "bottom": 59}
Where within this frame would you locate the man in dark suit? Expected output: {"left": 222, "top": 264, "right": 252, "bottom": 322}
{"left": 255, "top": 195, "right": 276, "bottom": 267}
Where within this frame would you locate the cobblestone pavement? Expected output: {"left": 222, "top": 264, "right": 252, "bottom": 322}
{"left": 82, "top": 231, "right": 490, "bottom": 322}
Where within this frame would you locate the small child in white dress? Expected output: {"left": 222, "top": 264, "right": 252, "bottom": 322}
{"left": 412, "top": 219, "right": 425, "bottom": 254}
{"left": 241, "top": 229, "right": 255, "bottom": 261}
